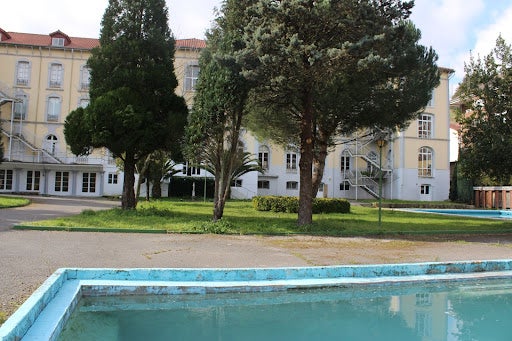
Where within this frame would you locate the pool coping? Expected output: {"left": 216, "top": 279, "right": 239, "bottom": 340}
{"left": 2, "top": 260, "right": 512, "bottom": 340}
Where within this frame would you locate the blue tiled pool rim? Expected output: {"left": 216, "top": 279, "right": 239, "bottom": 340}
{"left": 2, "top": 260, "right": 512, "bottom": 340}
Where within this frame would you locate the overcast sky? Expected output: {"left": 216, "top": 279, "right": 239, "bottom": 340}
{"left": 2, "top": 0, "right": 512, "bottom": 94}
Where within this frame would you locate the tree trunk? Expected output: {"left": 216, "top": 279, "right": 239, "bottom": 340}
{"left": 312, "top": 128, "right": 330, "bottom": 197}
{"left": 298, "top": 91, "right": 314, "bottom": 226}
{"left": 122, "top": 153, "right": 137, "bottom": 209}
{"left": 152, "top": 180, "right": 162, "bottom": 199}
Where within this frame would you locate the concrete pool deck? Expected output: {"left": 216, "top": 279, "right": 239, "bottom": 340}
{"left": 1, "top": 196, "right": 512, "bottom": 324}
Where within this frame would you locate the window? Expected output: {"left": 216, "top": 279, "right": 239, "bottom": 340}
{"left": 46, "top": 96, "right": 61, "bottom": 122}
{"left": 82, "top": 173, "right": 96, "bottom": 193}
{"left": 415, "top": 311, "right": 432, "bottom": 337}
{"left": 49, "top": 63, "right": 63, "bottom": 88}
{"left": 318, "top": 182, "right": 324, "bottom": 192}
{"left": 418, "top": 113, "right": 433, "bottom": 139}
{"left": 340, "top": 181, "right": 350, "bottom": 191}
{"left": 0, "top": 170, "right": 13, "bottom": 190}
{"left": 184, "top": 64, "right": 199, "bottom": 91}
{"left": 26, "top": 171, "right": 40, "bottom": 191}
{"left": 78, "top": 98, "right": 89, "bottom": 108}
{"left": 286, "top": 181, "right": 298, "bottom": 190}
{"left": 415, "top": 293, "right": 432, "bottom": 306}
{"left": 231, "top": 179, "right": 242, "bottom": 187}
{"left": 182, "top": 162, "right": 201, "bottom": 176}
{"left": 55, "top": 172, "right": 69, "bottom": 192}
{"left": 108, "top": 173, "right": 118, "bottom": 184}
{"left": 14, "top": 94, "right": 28, "bottom": 120}
{"left": 258, "top": 146, "right": 270, "bottom": 171}
{"left": 286, "top": 153, "right": 297, "bottom": 172}
{"left": 52, "top": 37, "right": 65, "bottom": 47}
{"left": 418, "top": 147, "right": 433, "bottom": 177}
{"left": 341, "top": 151, "right": 350, "bottom": 172}
{"left": 427, "top": 95, "right": 434, "bottom": 107}
{"left": 80, "top": 66, "right": 91, "bottom": 90}
{"left": 420, "top": 184, "right": 430, "bottom": 195}
{"left": 16, "top": 61, "right": 30, "bottom": 86}
{"left": 45, "top": 135, "right": 58, "bottom": 154}
{"left": 258, "top": 180, "right": 270, "bottom": 189}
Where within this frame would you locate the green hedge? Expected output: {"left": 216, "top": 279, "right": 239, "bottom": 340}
{"left": 252, "top": 196, "right": 350, "bottom": 214}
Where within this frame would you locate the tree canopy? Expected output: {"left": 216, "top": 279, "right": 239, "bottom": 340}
{"left": 64, "top": 0, "right": 187, "bottom": 208}
{"left": 457, "top": 36, "right": 512, "bottom": 185}
{"left": 185, "top": 0, "right": 257, "bottom": 221}
{"left": 238, "top": 0, "right": 439, "bottom": 225}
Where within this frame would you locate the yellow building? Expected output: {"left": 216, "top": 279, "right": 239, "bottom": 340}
{"left": 0, "top": 27, "right": 453, "bottom": 201}
{"left": 0, "top": 28, "right": 203, "bottom": 197}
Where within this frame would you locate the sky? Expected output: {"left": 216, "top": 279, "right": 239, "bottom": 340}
{"left": 1, "top": 0, "right": 512, "bottom": 94}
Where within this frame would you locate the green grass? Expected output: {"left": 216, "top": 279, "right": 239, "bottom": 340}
{"left": 0, "top": 196, "right": 30, "bottom": 208}
{"left": 18, "top": 199, "right": 512, "bottom": 236}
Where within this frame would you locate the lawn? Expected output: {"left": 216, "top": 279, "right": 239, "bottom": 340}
{"left": 18, "top": 199, "right": 512, "bottom": 236}
{"left": 0, "top": 196, "right": 30, "bottom": 208}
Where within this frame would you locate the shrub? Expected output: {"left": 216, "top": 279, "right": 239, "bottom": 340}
{"left": 253, "top": 196, "right": 350, "bottom": 214}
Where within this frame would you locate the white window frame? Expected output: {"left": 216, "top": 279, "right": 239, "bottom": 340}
{"left": 80, "top": 66, "right": 91, "bottom": 90}
{"left": 14, "top": 93, "right": 28, "bottom": 120}
{"left": 286, "top": 181, "right": 298, "bottom": 190}
{"left": 257, "top": 180, "right": 270, "bottom": 189}
{"left": 108, "top": 173, "right": 118, "bottom": 184}
{"left": 52, "top": 37, "right": 65, "bottom": 47}
{"left": 15, "top": 60, "right": 31, "bottom": 86}
{"left": 418, "top": 147, "right": 433, "bottom": 177}
{"left": 48, "top": 62, "right": 63, "bottom": 88}
{"left": 46, "top": 95, "right": 61, "bottom": 122}
{"left": 0, "top": 170, "right": 13, "bottom": 190}
{"left": 340, "top": 181, "right": 350, "bottom": 191}
{"left": 55, "top": 171, "right": 69, "bottom": 192}
{"left": 184, "top": 64, "right": 199, "bottom": 91}
{"left": 418, "top": 113, "right": 434, "bottom": 139}
{"left": 26, "top": 171, "right": 41, "bottom": 191}
{"left": 286, "top": 152, "right": 297, "bottom": 172}
{"left": 82, "top": 173, "right": 97, "bottom": 193}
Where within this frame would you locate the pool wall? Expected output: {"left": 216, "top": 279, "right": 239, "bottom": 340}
{"left": 2, "top": 260, "right": 512, "bottom": 340}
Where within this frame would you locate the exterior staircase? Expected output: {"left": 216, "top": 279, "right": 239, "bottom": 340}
{"left": 341, "top": 139, "right": 392, "bottom": 199}
{"left": 0, "top": 128, "right": 64, "bottom": 164}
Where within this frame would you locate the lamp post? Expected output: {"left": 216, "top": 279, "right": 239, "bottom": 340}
{"left": 376, "top": 138, "right": 385, "bottom": 227}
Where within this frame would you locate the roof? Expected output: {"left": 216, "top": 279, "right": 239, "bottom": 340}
{"left": 0, "top": 28, "right": 205, "bottom": 51}
{"left": 175, "top": 38, "right": 206, "bottom": 50}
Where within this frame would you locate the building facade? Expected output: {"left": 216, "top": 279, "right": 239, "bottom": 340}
{"left": 0, "top": 28, "right": 204, "bottom": 197}
{"left": 0, "top": 28, "right": 453, "bottom": 201}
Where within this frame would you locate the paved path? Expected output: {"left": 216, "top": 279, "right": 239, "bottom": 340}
{"left": 1, "top": 196, "right": 512, "bottom": 322}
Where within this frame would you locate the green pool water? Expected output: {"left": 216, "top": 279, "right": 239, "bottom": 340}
{"left": 58, "top": 278, "right": 512, "bottom": 341}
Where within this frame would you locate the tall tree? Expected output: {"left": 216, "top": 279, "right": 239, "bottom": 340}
{"left": 185, "top": 0, "right": 256, "bottom": 221}
{"left": 64, "top": 0, "right": 187, "bottom": 209}
{"left": 239, "top": 0, "right": 438, "bottom": 225}
{"left": 457, "top": 36, "right": 512, "bottom": 184}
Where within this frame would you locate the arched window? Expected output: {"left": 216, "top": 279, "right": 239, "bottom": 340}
{"left": 258, "top": 145, "right": 270, "bottom": 171}
{"left": 45, "top": 134, "right": 58, "bottom": 155}
{"left": 418, "top": 147, "right": 433, "bottom": 177}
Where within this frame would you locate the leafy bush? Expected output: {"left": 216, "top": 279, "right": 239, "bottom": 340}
{"left": 253, "top": 196, "right": 350, "bottom": 214}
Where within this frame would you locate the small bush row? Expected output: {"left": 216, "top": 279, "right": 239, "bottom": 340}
{"left": 252, "top": 196, "right": 350, "bottom": 214}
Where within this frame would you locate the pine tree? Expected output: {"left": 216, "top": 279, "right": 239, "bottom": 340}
{"left": 64, "top": 0, "right": 187, "bottom": 209}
